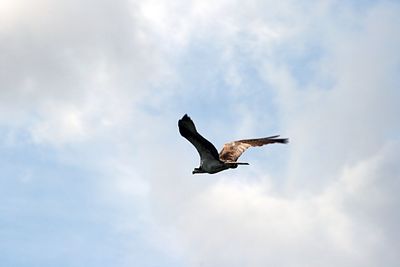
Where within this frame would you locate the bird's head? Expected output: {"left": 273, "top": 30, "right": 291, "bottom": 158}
{"left": 192, "top": 167, "right": 203, "bottom": 174}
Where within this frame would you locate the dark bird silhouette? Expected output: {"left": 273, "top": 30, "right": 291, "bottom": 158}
{"left": 178, "top": 114, "right": 288, "bottom": 174}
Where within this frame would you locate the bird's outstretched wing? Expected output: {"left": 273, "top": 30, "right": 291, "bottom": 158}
{"left": 178, "top": 114, "right": 220, "bottom": 163}
{"left": 219, "top": 135, "right": 289, "bottom": 162}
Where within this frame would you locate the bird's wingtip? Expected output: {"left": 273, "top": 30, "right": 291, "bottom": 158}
{"left": 181, "top": 114, "right": 190, "bottom": 120}
{"left": 178, "top": 114, "right": 197, "bottom": 135}
{"left": 269, "top": 135, "right": 289, "bottom": 144}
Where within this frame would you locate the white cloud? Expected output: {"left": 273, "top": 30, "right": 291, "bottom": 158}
{"left": 1, "top": 0, "right": 399, "bottom": 266}
{"left": 0, "top": 0, "right": 174, "bottom": 144}
{"left": 149, "top": 141, "right": 399, "bottom": 267}
{"left": 135, "top": 1, "right": 400, "bottom": 266}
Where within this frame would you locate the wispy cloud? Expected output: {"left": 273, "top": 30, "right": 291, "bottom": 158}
{"left": 1, "top": 0, "right": 399, "bottom": 266}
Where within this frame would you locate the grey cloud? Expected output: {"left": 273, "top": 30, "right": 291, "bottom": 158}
{"left": 1, "top": 1, "right": 399, "bottom": 266}
{"left": 167, "top": 142, "right": 399, "bottom": 267}
{"left": 136, "top": 2, "right": 400, "bottom": 266}
{"left": 0, "top": 0, "right": 171, "bottom": 141}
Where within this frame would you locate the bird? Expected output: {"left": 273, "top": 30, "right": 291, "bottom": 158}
{"left": 178, "top": 114, "right": 288, "bottom": 174}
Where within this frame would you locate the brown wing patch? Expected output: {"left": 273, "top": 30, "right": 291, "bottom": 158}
{"left": 219, "top": 135, "right": 288, "bottom": 162}
{"left": 219, "top": 141, "right": 251, "bottom": 162}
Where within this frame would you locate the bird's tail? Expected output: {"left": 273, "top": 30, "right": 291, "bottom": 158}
{"left": 225, "top": 161, "right": 249, "bottom": 165}
{"left": 225, "top": 161, "right": 249, "bottom": 169}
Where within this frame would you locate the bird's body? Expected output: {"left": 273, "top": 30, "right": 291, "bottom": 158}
{"left": 178, "top": 114, "right": 288, "bottom": 174}
{"left": 194, "top": 159, "right": 228, "bottom": 174}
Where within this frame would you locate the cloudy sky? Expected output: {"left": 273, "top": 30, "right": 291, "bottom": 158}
{"left": 1, "top": 0, "right": 399, "bottom": 266}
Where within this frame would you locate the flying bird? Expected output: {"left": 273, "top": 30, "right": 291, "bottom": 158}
{"left": 178, "top": 114, "right": 288, "bottom": 174}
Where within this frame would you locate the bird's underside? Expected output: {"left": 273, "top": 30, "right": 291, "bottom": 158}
{"left": 178, "top": 114, "right": 288, "bottom": 174}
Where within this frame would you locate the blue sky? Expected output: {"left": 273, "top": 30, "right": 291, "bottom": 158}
{"left": 1, "top": 0, "right": 400, "bottom": 266}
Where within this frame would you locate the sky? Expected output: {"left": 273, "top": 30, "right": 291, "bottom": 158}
{"left": 1, "top": 0, "right": 399, "bottom": 266}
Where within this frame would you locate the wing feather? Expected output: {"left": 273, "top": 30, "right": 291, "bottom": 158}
{"left": 219, "top": 135, "right": 288, "bottom": 162}
{"left": 178, "top": 114, "right": 220, "bottom": 162}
